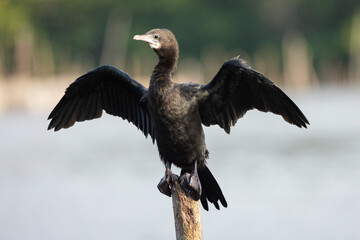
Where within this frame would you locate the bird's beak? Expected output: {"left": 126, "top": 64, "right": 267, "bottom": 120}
{"left": 133, "top": 34, "right": 151, "bottom": 42}
{"left": 133, "top": 34, "right": 160, "bottom": 49}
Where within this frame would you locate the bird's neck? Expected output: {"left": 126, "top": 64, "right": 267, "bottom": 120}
{"left": 150, "top": 66, "right": 173, "bottom": 86}
{"left": 153, "top": 48, "right": 179, "bottom": 77}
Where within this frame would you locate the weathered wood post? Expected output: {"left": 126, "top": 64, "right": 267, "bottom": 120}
{"left": 171, "top": 181, "right": 202, "bottom": 240}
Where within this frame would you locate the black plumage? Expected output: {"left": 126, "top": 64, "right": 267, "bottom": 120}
{"left": 48, "top": 66, "right": 155, "bottom": 140}
{"left": 48, "top": 28, "right": 309, "bottom": 210}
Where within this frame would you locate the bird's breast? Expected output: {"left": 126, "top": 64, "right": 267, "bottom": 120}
{"left": 150, "top": 86, "right": 196, "bottom": 130}
{"left": 148, "top": 84, "right": 207, "bottom": 166}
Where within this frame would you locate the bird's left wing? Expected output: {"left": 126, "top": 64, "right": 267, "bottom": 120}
{"left": 197, "top": 57, "right": 309, "bottom": 133}
{"left": 48, "top": 65, "right": 155, "bottom": 141}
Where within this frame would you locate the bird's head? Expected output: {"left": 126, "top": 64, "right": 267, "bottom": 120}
{"left": 133, "top": 28, "right": 179, "bottom": 61}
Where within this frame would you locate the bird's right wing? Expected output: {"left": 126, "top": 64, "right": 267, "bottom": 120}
{"left": 48, "top": 65, "right": 155, "bottom": 142}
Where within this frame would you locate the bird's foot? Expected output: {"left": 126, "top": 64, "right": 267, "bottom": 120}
{"left": 157, "top": 168, "right": 178, "bottom": 197}
{"left": 179, "top": 172, "right": 202, "bottom": 201}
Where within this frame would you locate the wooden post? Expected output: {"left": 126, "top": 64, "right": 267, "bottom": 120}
{"left": 171, "top": 181, "right": 202, "bottom": 240}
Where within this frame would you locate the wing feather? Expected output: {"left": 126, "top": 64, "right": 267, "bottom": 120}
{"left": 197, "top": 57, "right": 309, "bottom": 133}
{"left": 48, "top": 65, "right": 155, "bottom": 141}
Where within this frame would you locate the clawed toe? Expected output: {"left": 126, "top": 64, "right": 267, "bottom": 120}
{"left": 158, "top": 161, "right": 202, "bottom": 201}
{"left": 157, "top": 170, "right": 178, "bottom": 197}
{"left": 179, "top": 172, "right": 202, "bottom": 201}
{"left": 157, "top": 175, "right": 172, "bottom": 197}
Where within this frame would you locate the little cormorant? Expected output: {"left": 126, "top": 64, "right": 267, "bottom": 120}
{"left": 48, "top": 28, "right": 309, "bottom": 210}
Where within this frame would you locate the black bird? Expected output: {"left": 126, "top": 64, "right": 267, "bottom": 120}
{"left": 48, "top": 28, "right": 309, "bottom": 210}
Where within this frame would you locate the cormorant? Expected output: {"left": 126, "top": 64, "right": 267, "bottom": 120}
{"left": 48, "top": 28, "right": 309, "bottom": 210}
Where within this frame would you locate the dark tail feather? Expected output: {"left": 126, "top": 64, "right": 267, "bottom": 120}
{"left": 198, "top": 166, "right": 227, "bottom": 211}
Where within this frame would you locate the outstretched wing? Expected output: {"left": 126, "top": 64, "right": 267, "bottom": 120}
{"left": 197, "top": 57, "right": 309, "bottom": 133}
{"left": 48, "top": 65, "right": 155, "bottom": 141}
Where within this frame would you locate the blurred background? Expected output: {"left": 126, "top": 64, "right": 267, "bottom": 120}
{"left": 0, "top": 0, "right": 359, "bottom": 239}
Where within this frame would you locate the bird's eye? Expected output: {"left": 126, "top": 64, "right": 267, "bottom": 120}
{"left": 154, "top": 35, "right": 159, "bottom": 39}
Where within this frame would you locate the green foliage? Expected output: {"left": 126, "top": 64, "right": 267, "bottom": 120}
{"left": 0, "top": 0, "right": 28, "bottom": 45}
{"left": 0, "top": 0, "right": 359, "bottom": 75}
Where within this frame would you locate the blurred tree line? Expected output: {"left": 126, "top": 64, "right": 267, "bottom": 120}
{"left": 0, "top": 0, "right": 360, "bottom": 84}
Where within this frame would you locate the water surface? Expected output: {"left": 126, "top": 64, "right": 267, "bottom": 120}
{"left": 0, "top": 87, "right": 359, "bottom": 240}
